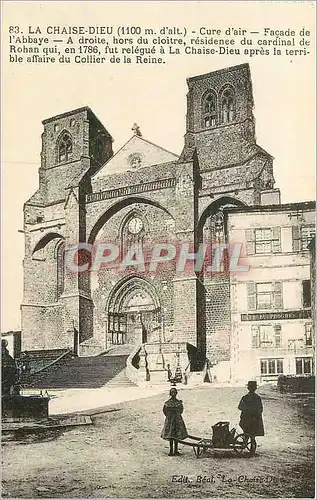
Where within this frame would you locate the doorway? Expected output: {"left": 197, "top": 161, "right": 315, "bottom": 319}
{"left": 107, "top": 277, "right": 161, "bottom": 346}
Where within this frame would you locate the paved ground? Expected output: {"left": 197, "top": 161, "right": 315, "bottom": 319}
{"left": 2, "top": 384, "right": 315, "bottom": 498}
{"left": 42, "top": 384, "right": 168, "bottom": 415}
{"left": 24, "top": 380, "right": 240, "bottom": 415}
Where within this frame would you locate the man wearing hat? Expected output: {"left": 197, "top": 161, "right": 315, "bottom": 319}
{"left": 238, "top": 380, "right": 264, "bottom": 442}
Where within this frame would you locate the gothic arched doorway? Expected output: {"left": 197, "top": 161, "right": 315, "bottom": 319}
{"left": 107, "top": 277, "right": 161, "bottom": 346}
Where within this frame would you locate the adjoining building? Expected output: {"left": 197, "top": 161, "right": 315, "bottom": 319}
{"left": 21, "top": 63, "right": 315, "bottom": 383}
{"left": 308, "top": 235, "right": 316, "bottom": 375}
{"left": 227, "top": 203, "right": 315, "bottom": 383}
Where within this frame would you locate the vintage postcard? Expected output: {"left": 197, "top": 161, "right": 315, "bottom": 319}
{"left": 1, "top": 1, "right": 315, "bottom": 498}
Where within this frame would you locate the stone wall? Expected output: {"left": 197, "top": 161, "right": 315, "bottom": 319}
{"left": 204, "top": 277, "right": 231, "bottom": 361}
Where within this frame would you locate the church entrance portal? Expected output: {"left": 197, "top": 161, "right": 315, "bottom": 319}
{"left": 107, "top": 277, "right": 161, "bottom": 346}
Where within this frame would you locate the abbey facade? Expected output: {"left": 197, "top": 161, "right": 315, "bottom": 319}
{"left": 22, "top": 63, "right": 315, "bottom": 382}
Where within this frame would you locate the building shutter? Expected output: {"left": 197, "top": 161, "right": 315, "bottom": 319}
{"left": 247, "top": 282, "right": 256, "bottom": 310}
{"left": 251, "top": 325, "right": 260, "bottom": 348}
{"left": 276, "top": 359, "right": 284, "bottom": 374}
{"left": 292, "top": 226, "right": 301, "bottom": 252}
{"left": 273, "top": 281, "right": 283, "bottom": 309}
{"left": 302, "top": 280, "right": 311, "bottom": 308}
{"left": 245, "top": 229, "right": 255, "bottom": 255}
{"left": 272, "top": 227, "right": 281, "bottom": 253}
{"left": 296, "top": 358, "right": 303, "bottom": 375}
{"left": 303, "top": 358, "right": 312, "bottom": 374}
{"left": 274, "top": 324, "right": 282, "bottom": 348}
{"left": 305, "top": 323, "right": 312, "bottom": 346}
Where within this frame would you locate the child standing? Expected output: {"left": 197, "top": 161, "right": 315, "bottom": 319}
{"left": 161, "top": 387, "right": 188, "bottom": 456}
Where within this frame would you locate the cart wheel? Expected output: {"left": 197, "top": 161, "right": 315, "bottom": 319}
{"left": 233, "top": 433, "right": 256, "bottom": 456}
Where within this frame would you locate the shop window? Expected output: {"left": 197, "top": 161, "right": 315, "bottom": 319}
{"left": 260, "top": 358, "right": 284, "bottom": 375}
{"left": 296, "top": 357, "right": 312, "bottom": 375}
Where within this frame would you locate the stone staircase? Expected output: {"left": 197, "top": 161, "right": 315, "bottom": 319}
{"left": 185, "top": 370, "right": 204, "bottom": 386}
{"left": 106, "top": 345, "right": 136, "bottom": 356}
{"left": 24, "top": 345, "right": 137, "bottom": 389}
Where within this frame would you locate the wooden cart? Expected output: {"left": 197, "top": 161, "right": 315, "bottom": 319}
{"left": 176, "top": 421, "right": 257, "bottom": 458}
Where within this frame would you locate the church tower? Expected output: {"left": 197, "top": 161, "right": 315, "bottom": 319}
{"left": 22, "top": 107, "right": 113, "bottom": 353}
{"left": 183, "top": 64, "right": 280, "bottom": 367}
{"left": 181, "top": 63, "right": 255, "bottom": 166}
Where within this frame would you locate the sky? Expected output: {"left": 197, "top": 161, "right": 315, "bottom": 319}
{"left": 1, "top": 1, "right": 316, "bottom": 331}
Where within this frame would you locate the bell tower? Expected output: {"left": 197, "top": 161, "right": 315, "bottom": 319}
{"left": 38, "top": 107, "right": 113, "bottom": 205}
{"left": 180, "top": 63, "right": 256, "bottom": 171}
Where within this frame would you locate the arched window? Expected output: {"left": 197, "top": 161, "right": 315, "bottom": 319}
{"left": 56, "top": 241, "right": 65, "bottom": 300}
{"left": 203, "top": 92, "right": 217, "bottom": 128}
{"left": 221, "top": 86, "right": 235, "bottom": 124}
{"left": 58, "top": 132, "right": 73, "bottom": 163}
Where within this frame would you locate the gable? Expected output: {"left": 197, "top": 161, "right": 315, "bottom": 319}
{"left": 93, "top": 135, "right": 178, "bottom": 179}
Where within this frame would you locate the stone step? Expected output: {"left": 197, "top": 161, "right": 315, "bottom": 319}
{"left": 24, "top": 349, "right": 137, "bottom": 389}
{"left": 105, "top": 345, "right": 136, "bottom": 356}
{"left": 186, "top": 371, "right": 204, "bottom": 386}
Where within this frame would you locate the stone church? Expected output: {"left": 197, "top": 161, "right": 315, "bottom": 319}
{"left": 23, "top": 63, "right": 311, "bottom": 381}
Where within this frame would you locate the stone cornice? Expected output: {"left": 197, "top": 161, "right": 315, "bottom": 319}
{"left": 86, "top": 177, "right": 176, "bottom": 203}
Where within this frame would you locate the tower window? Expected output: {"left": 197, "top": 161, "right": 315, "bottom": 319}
{"left": 58, "top": 133, "right": 73, "bottom": 163}
{"left": 221, "top": 86, "right": 235, "bottom": 123}
{"left": 202, "top": 92, "right": 217, "bottom": 128}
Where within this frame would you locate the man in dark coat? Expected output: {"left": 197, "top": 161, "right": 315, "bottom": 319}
{"left": 238, "top": 380, "right": 264, "bottom": 437}
{"left": 161, "top": 388, "right": 188, "bottom": 456}
{"left": 1, "top": 339, "right": 18, "bottom": 395}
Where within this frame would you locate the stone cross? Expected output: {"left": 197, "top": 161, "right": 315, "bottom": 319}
{"left": 132, "top": 123, "right": 142, "bottom": 137}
